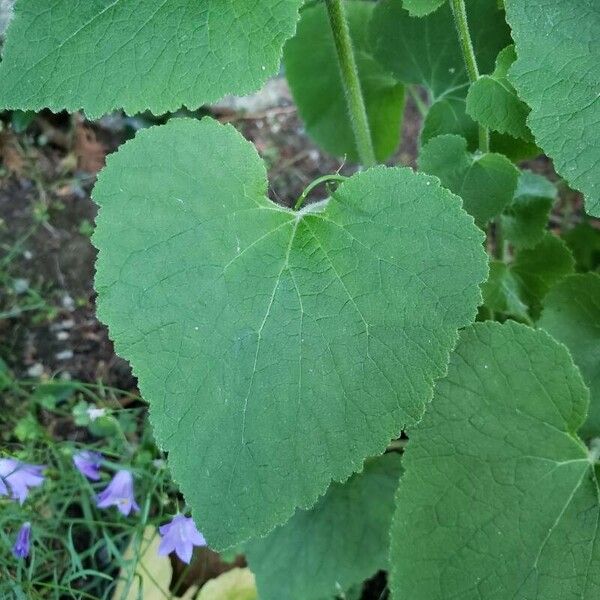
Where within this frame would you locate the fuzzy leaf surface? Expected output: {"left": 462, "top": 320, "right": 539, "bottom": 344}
{"left": 0, "top": 0, "right": 302, "bottom": 117}
{"left": 418, "top": 134, "right": 518, "bottom": 225}
{"left": 92, "top": 117, "right": 487, "bottom": 549}
{"left": 505, "top": 0, "right": 600, "bottom": 217}
{"left": 246, "top": 454, "right": 402, "bottom": 600}
{"left": 283, "top": 0, "right": 404, "bottom": 163}
{"left": 539, "top": 274, "right": 600, "bottom": 439}
{"left": 390, "top": 321, "right": 599, "bottom": 600}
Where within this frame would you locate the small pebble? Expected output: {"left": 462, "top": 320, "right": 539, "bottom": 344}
{"left": 27, "top": 363, "right": 44, "bottom": 378}
{"left": 55, "top": 350, "right": 74, "bottom": 361}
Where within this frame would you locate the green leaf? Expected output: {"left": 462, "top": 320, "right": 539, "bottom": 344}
{"left": 246, "top": 454, "right": 402, "bottom": 600}
{"left": 418, "top": 134, "right": 519, "bottom": 225}
{"left": 421, "top": 96, "right": 540, "bottom": 161}
{"left": 390, "top": 321, "right": 598, "bottom": 600}
{"left": 0, "top": 0, "right": 303, "bottom": 118}
{"left": 466, "top": 45, "right": 532, "bottom": 141}
{"left": 481, "top": 260, "right": 529, "bottom": 321}
{"left": 481, "top": 233, "right": 574, "bottom": 321}
{"left": 403, "top": 0, "right": 446, "bottom": 17}
{"left": 563, "top": 224, "right": 600, "bottom": 273}
{"left": 93, "top": 117, "right": 487, "bottom": 549}
{"left": 501, "top": 170, "right": 556, "bottom": 250}
{"left": 539, "top": 274, "right": 600, "bottom": 440}
{"left": 505, "top": 0, "right": 600, "bottom": 217}
{"left": 283, "top": 1, "right": 404, "bottom": 163}
{"left": 512, "top": 233, "right": 574, "bottom": 319}
{"left": 369, "top": 0, "right": 510, "bottom": 101}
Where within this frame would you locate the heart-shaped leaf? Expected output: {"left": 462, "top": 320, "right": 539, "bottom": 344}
{"left": 0, "top": 0, "right": 302, "bottom": 117}
{"left": 93, "top": 117, "right": 487, "bottom": 549}
{"left": 539, "top": 273, "right": 600, "bottom": 440}
{"left": 505, "top": 0, "right": 600, "bottom": 217}
{"left": 390, "top": 321, "right": 599, "bottom": 600}
{"left": 418, "top": 134, "right": 519, "bottom": 225}
{"left": 283, "top": 0, "right": 405, "bottom": 162}
{"left": 246, "top": 454, "right": 402, "bottom": 600}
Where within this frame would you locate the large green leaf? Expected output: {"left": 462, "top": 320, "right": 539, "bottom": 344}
{"left": 539, "top": 274, "right": 600, "bottom": 440}
{"left": 0, "top": 0, "right": 302, "bottom": 117}
{"left": 283, "top": 1, "right": 404, "bottom": 162}
{"left": 501, "top": 170, "right": 556, "bottom": 250}
{"left": 92, "top": 117, "right": 487, "bottom": 549}
{"left": 369, "top": 0, "right": 510, "bottom": 101}
{"left": 505, "top": 0, "right": 600, "bottom": 217}
{"left": 418, "top": 134, "right": 519, "bottom": 225}
{"left": 246, "top": 454, "right": 402, "bottom": 600}
{"left": 390, "top": 321, "right": 599, "bottom": 600}
{"left": 466, "top": 45, "right": 532, "bottom": 141}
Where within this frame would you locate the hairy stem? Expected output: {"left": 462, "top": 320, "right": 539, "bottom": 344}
{"left": 294, "top": 174, "right": 347, "bottom": 211}
{"left": 325, "top": 0, "right": 376, "bottom": 167}
{"left": 449, "top": 0, "right": 489, "bottom": 153}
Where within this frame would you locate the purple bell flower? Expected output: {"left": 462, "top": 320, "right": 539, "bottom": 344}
{"left": 158, "top": 514, "right": 207, "bottom": 564}
{"left": 96, "top": 470, "right": 139, "bottom": 516}
{"left": 0, "top": 458, "right": 45, "bottom": 504}
{"left": 12, "top": 522, "right": 31, "bottom": 559}
{"left": 73, "top": 450, "right": 102, "bottom": 481}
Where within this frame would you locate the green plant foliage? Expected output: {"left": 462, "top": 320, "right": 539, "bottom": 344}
{"left": 505, "top": 0, "right": 600, "bottom": 217}
{"left": 501, "top": 170, "right": 557, "bottom": 250}
{"left": 389, "top": 320, "right": 598, "bottom": 600}
{"left": 92, "top": 117, "right": 488, "bottom": 549}
{"left": 418, "top": 134, "right": 519, "bottom": 225}
{"left": 539, "top": 273, "right": 600, "bottom": 440}
{"left": 283, "top": 1, "right": 404, "bottom": 162}
{"left": 481, "top": 260, "right": 529, "bottom": 321}
{"left": 481, "top": 234, "right": 574, "bottom": 321}
{"left": 403, "top": 0, "right": 446, "bottom": 17}
{"left": 369, "top": 0, "right": 510, "bottom": 101}
{"left": 0, "top": 0, "right": 303, "bottom": 118}
{"left": 421, "top": 96, "right": 539, "bottom": 161}
{"left": 563, "top": 224, "right": 600, "bottom": 273}
{"left": 466, "top": 45, "right": 532, "bottom": 141}
{"left": 246, "top": 453, "right": 402, "bottom": 600}
{"left": 512, "top": 234, "right": 575, "bottom": 319}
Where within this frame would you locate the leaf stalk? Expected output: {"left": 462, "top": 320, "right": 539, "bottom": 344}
{"left": 294, "top": 174, "right": 348, "bottom": 211}
{"left": 449, "top": 0, "right": 489, "bottom": 153}
{"left": 325, "top": 0, "right": 377, "bottom": 167}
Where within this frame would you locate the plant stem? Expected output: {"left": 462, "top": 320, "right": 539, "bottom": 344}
{"left": 408, "top": 85, "right": 428, "bottom": 118}
{"left": 449, "top": 0, "right": 489, "bottom": 153}
{"left": 294, "top": 174, "right": 347, "bottom": 211}
{"left": 325, "top": 0, "right": 376, "bottom": 167}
